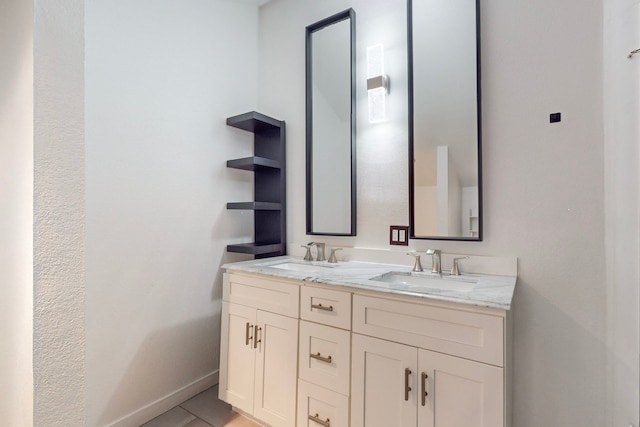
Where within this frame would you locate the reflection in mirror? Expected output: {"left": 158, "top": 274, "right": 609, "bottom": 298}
{"left": 408, "top": 0, "right": 482, "bottom": 240}
{"left": 306, "top": 9, "right": 356, "bottom": 236}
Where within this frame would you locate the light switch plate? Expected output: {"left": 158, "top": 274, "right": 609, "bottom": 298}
{"left": 390, "top": 225, "right": 410, "bottom": 246}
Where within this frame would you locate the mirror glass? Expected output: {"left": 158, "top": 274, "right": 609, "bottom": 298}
{"left": 408, "top": 0, "right": 482, "bottom": 240}
{"left": 306, "top": 9, "right": 356, "bottom": 236}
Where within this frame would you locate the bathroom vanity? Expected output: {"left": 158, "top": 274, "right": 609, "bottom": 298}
{"left": 218, "top": 256, "right": 516, "bottom": 427}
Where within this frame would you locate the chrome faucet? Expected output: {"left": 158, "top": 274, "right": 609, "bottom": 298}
{"left": 426, "top": 249, "right": 441, "bottom": 274}
{"left": 308, "top": 242, "right": 326, "bottom": 261}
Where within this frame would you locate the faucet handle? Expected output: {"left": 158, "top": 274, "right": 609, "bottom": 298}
{"left": 451, "top": 256, "right": 469, "bottom": 276}
{"left": 328, "top": 248, "right": 343, "bottom": 263}
{"left": 301, "top": 245, "right": 313, "bottom": 261}
{"left": 407, "top": 252, "right": 424, "bottom": 272}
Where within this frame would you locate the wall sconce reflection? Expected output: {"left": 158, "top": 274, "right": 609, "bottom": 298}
{"left": 367, "top": 44, "right": 389, "bottom": 123}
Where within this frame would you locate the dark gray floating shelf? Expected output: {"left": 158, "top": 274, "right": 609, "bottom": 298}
{"left": 225, "top": 111, "right": 286, "bottom": 259}
{"left": 227, "top": 202, "right": 281, "bottom": 211}
{"left": 226, "top": 111, "right": 283, "bottom": 133}
{"left": 226, "top": 242, "right": 283, "bottom": 256}
{"left": 226, "top": 156, "right": 281, "bottom": 171}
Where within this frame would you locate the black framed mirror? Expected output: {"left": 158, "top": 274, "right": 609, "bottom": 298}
{"left": 408, "top": 0, "right": 482, "bottom": 240}
{"left": 306, "top": 9, "right": 357, "bottom": 236}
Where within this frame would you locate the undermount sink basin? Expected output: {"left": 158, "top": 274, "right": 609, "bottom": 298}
{"left": 369, "top": 271, "right": 477, "bottom": 292}
{"left": 269, "top": 262, "right": 334, "bottom": 272}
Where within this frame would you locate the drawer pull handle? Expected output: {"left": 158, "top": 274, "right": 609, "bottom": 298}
{"left": 245, "top": 322, "right": 253, "bottom": 346}
{"left": 308, "top": 413, "right": 330, "bottom": 427}
{"left": 405, "top": 368, "right": 412, "bottom": 401}
{"left": 311, "top": 303, "right": 334, "bottom": 312}
{"left": 421, "top": 372, "right": 428, "bottom": 406}
{"left": 253, "top": 325, "right": 262, "bottom": 349}
{"left": 310, "top": 352, "right": 333, "bottom": 364}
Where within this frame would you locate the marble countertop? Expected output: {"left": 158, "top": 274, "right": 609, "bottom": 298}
{"left": 222, "top": 256, "right": 516, "bottom": 310}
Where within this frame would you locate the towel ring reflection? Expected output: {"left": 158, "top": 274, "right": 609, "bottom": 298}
{"left": 628, "top": 48, "right": 640, "bottom": 58}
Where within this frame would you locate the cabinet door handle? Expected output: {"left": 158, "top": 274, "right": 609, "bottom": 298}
{"left": 253, "top": 325, "right": 262, "bottom": 349}
{"left": 308, "top": 413, "right": 330, "bottom": 427}
{"left": 310, "top": 352, "right": 332, "bottom": 364}
{"left": 405, "top": 368, "right": 412, "bottom": 401}
{"left": 421, "top": 372, "right": 429, "bottom": 406}
{"left": 245, "top": 322, "right": 253, "bottom": 346}
{"left": 311, "top": 303, "right": 334, "bottom": 312}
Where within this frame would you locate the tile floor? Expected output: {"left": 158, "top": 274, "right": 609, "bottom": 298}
{"left": 140, "top": 386, "right": 261, "bottom": 427}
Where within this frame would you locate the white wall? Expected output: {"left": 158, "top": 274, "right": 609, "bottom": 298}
{"left": 33, "top": 0, "right": 86, "bottom": 426}
{"left": 480, "top": 2, "right": 605, "bottom": 424}
{"left": 0, "top": 0, "right": 33, "bottom": 425}
{"left": 84, "top": 1, "right": 260, "bottom": 425}
{"left": 604, "top": 0, "right": 640, "bottom": 424}
{"left": 259, "top": 0, "right": 606, "bottom": 426}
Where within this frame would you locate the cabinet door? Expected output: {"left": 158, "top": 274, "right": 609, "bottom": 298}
{"left": 351, "top": 334, "right": 417, "bottom": 427}
{"left": 253, "top": 310, "right": 299, "bottom": 427}
{"left": 218, "top": 302, "right": 256, "bottom": 414}
{"left": 418, "top": 349, "right": 504, "bottom": 427}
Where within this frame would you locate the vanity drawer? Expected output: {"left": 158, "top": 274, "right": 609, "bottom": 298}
{"left": 301, "top": 286, "right": 351, "bottom": 330}
{"left": 298, "top": 320, "right": 351, "bottom": 395}
{"left": 297, "top": 380, "right": 349, "bottom": 427}
{"left": 353, "top": 294, "right": 504, "bottom": 366}
{"left": 223, "top": 273, "right": 299, "bottom": 318}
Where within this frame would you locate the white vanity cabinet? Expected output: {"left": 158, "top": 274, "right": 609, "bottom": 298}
{"left": 351, "top": 294, "right": 507, "bottom": 427}
{"left": 351, "top": 334, "right": 503, "bottom": 427}
{"left": 219, "top": 273, "right": 299, "bottom": 427}
{"left": 219, "top": 269, "right": 512, "bottom": 427}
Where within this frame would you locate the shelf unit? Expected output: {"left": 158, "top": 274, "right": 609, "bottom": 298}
{"left": 468, "top": 208, "right": 479, "bottom": 238}
{"left": 226, "top": 111, "right": 286, "bottom": 258}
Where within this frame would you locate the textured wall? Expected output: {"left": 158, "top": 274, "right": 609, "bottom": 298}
{"left": 259, "top": 0, "right": 606, "bottom": 426}
{"left": 84, "top": 1, "right": 260, "bottom": 425}
{"left": 0, "top": 0, "right": 34, "bottom": 425}
{"left": 33, "top": 0, "right": 86, "bottom": 426}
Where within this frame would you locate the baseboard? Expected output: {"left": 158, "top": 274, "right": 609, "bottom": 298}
{"left": 107, "top": 370, "right": 219, "bottom": 427}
